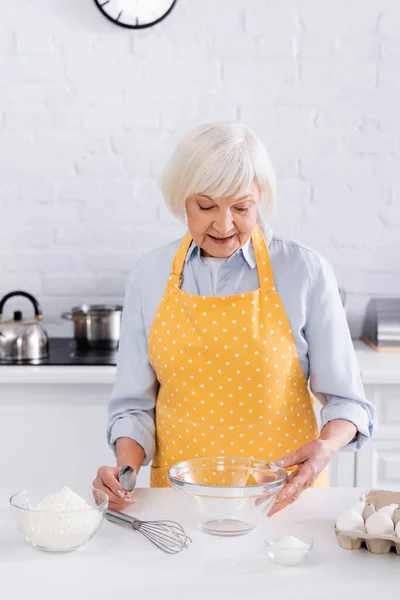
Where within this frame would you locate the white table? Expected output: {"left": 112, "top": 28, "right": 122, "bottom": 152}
{"left": 1, "top": 488, "right": 398, "bottom": 599}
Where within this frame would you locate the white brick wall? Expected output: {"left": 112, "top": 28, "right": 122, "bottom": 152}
{"left": 0, "top": 0, "right": 399, "bottom": 337}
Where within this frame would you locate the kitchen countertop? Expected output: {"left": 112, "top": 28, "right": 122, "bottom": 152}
{"left": 1, "top": 487, "right": 398, "bottom": 599}
{"left": 0, "top": 364, "right": 114, "bottom": 385}
{"left": 0, "top": 339, "right": 399, "bottom": 386}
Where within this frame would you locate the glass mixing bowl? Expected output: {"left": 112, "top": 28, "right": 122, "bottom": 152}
{"left": 10, "top": 486, "right": 108, "bottom": 552}
{"left": 168, "top": 457, "right": 287, "bottom": 536}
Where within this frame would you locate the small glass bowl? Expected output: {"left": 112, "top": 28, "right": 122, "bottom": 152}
{"left": 265, "top": 535, "right": 313, "bottom": 566}
{"left": 10, "top": 486, "right": 108, "bottom": 552}
{"left": 168, "top": 456, "right": 287, "bottom": 537}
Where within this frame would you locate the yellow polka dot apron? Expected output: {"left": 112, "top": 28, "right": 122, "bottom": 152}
{"left": 148, "top": 225, "right": 329, "bottom": 488}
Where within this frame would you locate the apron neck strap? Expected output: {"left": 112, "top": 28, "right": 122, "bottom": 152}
{"left": 170, "top": 224, "right": 275, "bottom": 291}
{"left": 170, "top": 233, "right": 193, "bottom": 289}
{"left": 251, "top": 224, "right": 274, "bottom": 290}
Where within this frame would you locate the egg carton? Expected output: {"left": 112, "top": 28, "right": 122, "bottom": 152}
{"left": 334, "top": 489, "right": 400, "bottom": 555}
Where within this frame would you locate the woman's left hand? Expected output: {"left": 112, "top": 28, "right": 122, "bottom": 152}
{"left": 268, "top": 420, "right": 357, "bottom": 516}
{"left": 267, "top": 439, "right": 336, "bottom": 516}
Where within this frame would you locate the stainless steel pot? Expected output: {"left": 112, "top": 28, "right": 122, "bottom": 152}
{"left": 61, "top": 304, "right": 123, "bottom": 349}
{"left": 0, "top": 291, "right": 49, "bottom": 362}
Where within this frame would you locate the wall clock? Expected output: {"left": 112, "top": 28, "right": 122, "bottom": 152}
{"left": 93, "top": 0, "right": 177, "bottom": 29}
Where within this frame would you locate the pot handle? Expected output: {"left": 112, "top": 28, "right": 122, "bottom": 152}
{"left": 61, "top": 312, "right": 73, "bottom": 321}
{"left": 0, "top": 291, "right": 43, "bottom": 321}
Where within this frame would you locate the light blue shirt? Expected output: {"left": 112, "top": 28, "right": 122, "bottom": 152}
{"left": 108, "top": 223, "right": 374, "bottom": 464}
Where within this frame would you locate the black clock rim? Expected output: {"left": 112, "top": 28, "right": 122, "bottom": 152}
{"left": 93, "top": 0, "right": 178, "bottom": 29}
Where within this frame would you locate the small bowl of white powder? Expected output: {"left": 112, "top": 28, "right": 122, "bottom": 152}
{"left": 10, "top": 486, "right": 109, "bottom": 552}
{"left": 264, "top": 535, "right": 313, "bottom": 566}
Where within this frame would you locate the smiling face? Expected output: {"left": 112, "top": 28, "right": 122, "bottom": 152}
{"left": 185, "top": 182, "right": 261, "bottom": 258}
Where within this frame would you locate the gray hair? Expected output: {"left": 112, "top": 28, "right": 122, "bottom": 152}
{"left": 161, "top": 121, "right": 276, "bottom": 222}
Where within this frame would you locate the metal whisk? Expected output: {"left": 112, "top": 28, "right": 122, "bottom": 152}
{"left": 104, "top": 465, "right": 191, "bottom": 554}
{"left": 105, "top": 510, "right": 192, "bottom": 554}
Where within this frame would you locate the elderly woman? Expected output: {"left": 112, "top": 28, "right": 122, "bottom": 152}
{"left": 94, "top": 122, "right": 374, "bottom": 514}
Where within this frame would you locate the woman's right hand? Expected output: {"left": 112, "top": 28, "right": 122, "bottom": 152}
{"left": 93, "top": 466, "right": 135, "bottom": 511}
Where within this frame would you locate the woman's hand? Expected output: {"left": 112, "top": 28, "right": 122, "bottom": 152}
{"left": 267, "top": 439, "right": 335, "bottom": 516}
{"left": 268, "top": 420, "right": 357, "bottom": 516}
{"left": 93, "top": 466, "right": 135, "bottom": 511}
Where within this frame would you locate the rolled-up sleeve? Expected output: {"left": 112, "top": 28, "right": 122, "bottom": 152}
{"left": 107, "top": 264, "right": 158, "bottom": 465}
{"left": 305, "top": 257, "right": 375, "bottom": 451}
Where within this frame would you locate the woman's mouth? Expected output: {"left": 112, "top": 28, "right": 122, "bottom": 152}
{"left": 208, "top": 234, "right": 235, "bottom": 245}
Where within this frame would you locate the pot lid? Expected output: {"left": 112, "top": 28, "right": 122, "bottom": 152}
{"left": 71, "top": 304, "right": 123, "bottom": 315}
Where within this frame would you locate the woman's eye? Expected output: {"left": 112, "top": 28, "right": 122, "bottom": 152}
{"left": 235, "top": 207, "right": 248, "bottom": 213}
{"left": 199, "top": 205, "right": 214, "bottom": 211}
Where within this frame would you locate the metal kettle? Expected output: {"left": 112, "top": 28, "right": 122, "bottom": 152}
{"left": 0, "top": 291, "right": 49, "bottom": 362}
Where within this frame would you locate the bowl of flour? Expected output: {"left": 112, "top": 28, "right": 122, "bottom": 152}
{"left": 10, "top": 486, "right": 108, "bottom": 552}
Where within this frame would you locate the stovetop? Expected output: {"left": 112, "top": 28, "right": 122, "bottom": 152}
{"left": 0, "top": 338, "right": 118, "bottom": 366}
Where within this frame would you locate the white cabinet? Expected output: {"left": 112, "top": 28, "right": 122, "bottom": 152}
{"left": 0, "top": 381, "right": 114, "bottom": 491}
{"left": 0, "top": 370, "right": 152, "bottom": 491}
{"left": 355, "top": 381, "right": 400, "bottom": 489}
{"left": 329, "top": 343, "right": 400, "bottom": 489}
{"left": 365, "top": 384, "right": 400, "bottom": 439}
{"left": 356, "top": 440, "right": 400, "bottom": 489}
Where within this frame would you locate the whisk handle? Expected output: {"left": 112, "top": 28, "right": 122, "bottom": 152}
{"left": 105, "top": 509, "right": 135, "bottom": 526}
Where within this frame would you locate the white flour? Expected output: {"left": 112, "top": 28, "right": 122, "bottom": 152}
{"left": 19, "top": 487, "right": 102, "bottom": 551}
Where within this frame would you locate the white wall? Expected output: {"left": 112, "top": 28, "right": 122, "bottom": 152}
{"left": 0, "top": 0, "right": 399, "bottom": 337}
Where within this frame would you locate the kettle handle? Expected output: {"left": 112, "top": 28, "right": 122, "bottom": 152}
{"left": 0, "top": 291, "right": 43, "bottom": 321}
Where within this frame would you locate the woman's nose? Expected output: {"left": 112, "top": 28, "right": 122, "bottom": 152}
{"left": 214, "top": 210, "right": 234, "bottom": 234}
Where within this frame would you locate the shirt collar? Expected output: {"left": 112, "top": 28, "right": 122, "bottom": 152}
{"left": 185, "top": 237, "right": 257, "bottom": 269}
{"left": 185, "top": 240, "right": 199, "bottom": 264}
{"left": 239, "top": 238, "right": 256, "bottom": 269}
